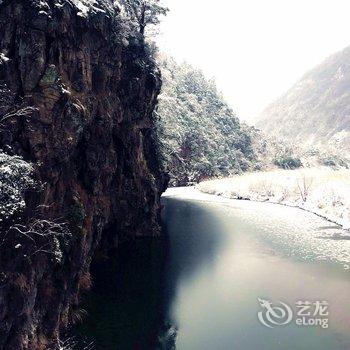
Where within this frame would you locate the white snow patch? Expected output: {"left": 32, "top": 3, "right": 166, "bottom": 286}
{"left": 0, "top": 53, "right": 9, "bottom": 62}
{"left": 72, "top": 0, "right": 108, "bottom": 17}
{"left": 198, "top": 167, "right": 350, "bottom": 230}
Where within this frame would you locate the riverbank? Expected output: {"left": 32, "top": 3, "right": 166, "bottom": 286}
{"left": 197, "top": 168, "right": 350, "bottom": 230}
{"left": 163, "top": 186, "right": 350, "bottom": 269}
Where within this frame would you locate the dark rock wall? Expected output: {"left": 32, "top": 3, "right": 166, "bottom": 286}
{"left": 0, "top": 0, "right": 168, "bottom": 349}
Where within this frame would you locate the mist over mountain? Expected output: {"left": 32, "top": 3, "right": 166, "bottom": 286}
{"left": 257, "top": 46, "right": 350, "bottom": 154}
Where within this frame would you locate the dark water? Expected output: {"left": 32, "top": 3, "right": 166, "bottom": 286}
{"left": 74, "top": 191, "right": 350, "bottom": 350}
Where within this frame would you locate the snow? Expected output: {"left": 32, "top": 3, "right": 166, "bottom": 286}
{"left": 122, "top": 37, "right": 129, "bottom": 47}
{"left": 0, "top": 153, "right": 34, "bottom": 222}
{"left": 0, "top": 53, "right": 9, "bottom": 62}
{"left": 198, "top": 168, "right": 350, "bottom": 230}
{"left": 71, "top": 0, "right": 108, "bottom": 17}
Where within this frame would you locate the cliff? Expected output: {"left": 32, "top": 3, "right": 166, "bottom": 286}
{"left": 0, "top": 0, "right": 168, "bottom": 349}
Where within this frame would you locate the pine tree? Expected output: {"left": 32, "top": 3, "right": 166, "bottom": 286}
{"left": 121, "top": 0, "right": 168, "bottom": 36}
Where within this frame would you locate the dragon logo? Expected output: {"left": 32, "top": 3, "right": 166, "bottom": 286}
{"left": 257, "top": 298, "right": 293, "bottom": 328}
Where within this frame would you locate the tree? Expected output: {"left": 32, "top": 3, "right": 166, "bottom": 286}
{"left": 0, "top": 152, "right": 35, "bottom": 222}
{"left": 121, "top": 0, "right": 169, "bottom": 36}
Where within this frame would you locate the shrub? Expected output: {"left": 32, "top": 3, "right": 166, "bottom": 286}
{"left": 0, "top": 152, "right": 35, "bottom": 222}
{"left": 274, "top": 156, "right": 302, "bottom": 169}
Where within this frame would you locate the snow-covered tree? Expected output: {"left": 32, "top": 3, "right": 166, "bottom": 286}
{"left": 156, "top": 56, "right": 258, "bottom": 186}
{"left": 120, "top": 0, "right": 168, "bottom": 35}
{"left": 0, "top": 152, "right": 35, "bottom": 222}
{"left": 0, "top": 83, "right": 37, "bottom": 222}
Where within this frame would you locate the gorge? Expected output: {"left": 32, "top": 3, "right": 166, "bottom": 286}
{"left": 1, "top": 1, "right": 350, "bottom": 350}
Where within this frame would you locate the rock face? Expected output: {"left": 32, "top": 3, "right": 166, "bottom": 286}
{"left": 257, "top": 46, "right": 350, "bottom": 154}
{"left": 0, "top": 0, "right": 168, "bottom": 349}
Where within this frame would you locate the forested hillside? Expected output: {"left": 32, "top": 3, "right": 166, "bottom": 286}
{"left": 156, "top": 56, "right": 258, "bottom": 186}
{"left": 257, "top": 45, "right": 350, "bottom": 154}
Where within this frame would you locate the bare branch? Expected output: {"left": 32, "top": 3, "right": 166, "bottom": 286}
{"left": 0, "top": 106, "right": 37, "bottom": 124}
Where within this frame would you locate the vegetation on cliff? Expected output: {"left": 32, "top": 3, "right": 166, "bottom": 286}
{"left": 120, "top": 0, "right": 169, "bottom": 35}
{"left": 0, "top": 152, "right": 34, "bottom": 222}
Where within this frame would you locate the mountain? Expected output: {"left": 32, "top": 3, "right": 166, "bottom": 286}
{"left": 257, "top": 46, "right": 350, "bottom": 154}
{"left": 156, "top": 56, "right": 260, "bottom": 186}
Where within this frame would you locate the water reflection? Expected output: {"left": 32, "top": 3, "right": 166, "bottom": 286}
{"left": 74, "top": 195, "right": 350, "bottom": 350}
{"left": 73, "top": 238, "right": 168, "bottom": 350}
{"left": 74, "top": 198, "right": 225, "bottom": 349}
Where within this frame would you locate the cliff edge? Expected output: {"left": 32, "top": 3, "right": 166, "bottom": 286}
{"left": 0, "top": 0, "right": 168, "bottom": 349}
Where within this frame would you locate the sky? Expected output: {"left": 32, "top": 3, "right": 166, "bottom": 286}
{"left": 156, "top": 0, "right": 350, "bottom": 123}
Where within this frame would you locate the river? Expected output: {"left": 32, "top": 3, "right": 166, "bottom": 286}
{"left": 74, "top": 187, "right": 350, "bottom": 350}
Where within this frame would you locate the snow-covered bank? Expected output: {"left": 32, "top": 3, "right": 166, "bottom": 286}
{"left": 198, "top": 168, "right": 350, "bottom": 230}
